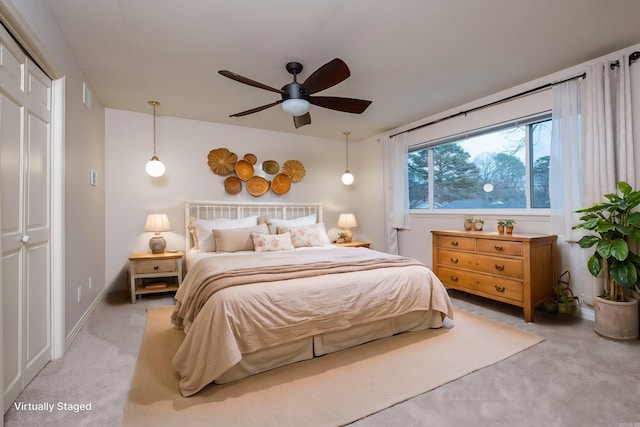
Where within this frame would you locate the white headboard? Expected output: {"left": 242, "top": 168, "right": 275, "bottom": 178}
{"left": 184, "top": 200, "right": 323, "bottom": 253}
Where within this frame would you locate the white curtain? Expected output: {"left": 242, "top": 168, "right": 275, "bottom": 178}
{"left": 549, "top": 78, "right": 582, "bottom": 241}
{"left": 382, "top": 132, "right": 410, "bottom": 254}
{"left": 581, "top": 55, "right": 635, "bottom": 205}
{"left": 578, "top": 54, "right": 635, "bottom": 303}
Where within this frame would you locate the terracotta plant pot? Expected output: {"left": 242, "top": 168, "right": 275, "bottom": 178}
{"left": 497, "top": 225, "right": 505, "bottom": 233}
{"left": 594, "top": 296, "right": 639, "bottom": 341}
{"left": 506, "top": 226, "right": 514, "bottom": 234}
{"left": 464, "top": 222, "right": 473, "bottom": 231}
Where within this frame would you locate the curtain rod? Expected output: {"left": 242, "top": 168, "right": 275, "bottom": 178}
{"left": 389, "top": 50, "right": 640, "bottom": 139}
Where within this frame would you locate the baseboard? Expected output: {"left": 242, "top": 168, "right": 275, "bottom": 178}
{"left": 64, "top": 288, "right": 106, "bottom": 351}
{"left": 578, "top": 304, "right": 595, "bottom": 322}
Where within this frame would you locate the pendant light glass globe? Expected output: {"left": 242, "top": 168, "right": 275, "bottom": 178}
{"left": 341, "top": 170, "right": 354, "bottom": 185}
{"left": 145, "top": 156, "right": 165, "bottom": 177}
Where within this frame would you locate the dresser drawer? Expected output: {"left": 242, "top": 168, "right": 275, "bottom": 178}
{"left": 477, "top": 239, "right": 523, "bottom": 257}
{"left": 437, "top": 266, "right": 523, "bottom": 303}
{"left": 434, "top": 235, "right": 476, "bottom": 251}
{"left": 134, "top": 259, "right": 177, "bottom": 274}
{"left": 437, "top": 250, "right": 523, "bottom": 279}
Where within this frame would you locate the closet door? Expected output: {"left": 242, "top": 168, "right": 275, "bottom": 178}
{"left": 1, "top": 24, "right": 52, "bottom": 411}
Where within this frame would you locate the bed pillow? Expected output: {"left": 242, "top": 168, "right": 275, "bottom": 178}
{"left": 251, "top": 231, "right": 295, "bottom": 252}
{"left": 214, "top": 223, "right": 269, "bottom": 252}
{"left": 267, "top": 214, "right": 316, "bottom": 234}
{"left": 276, "top": 223, "right": 331, "bottom": 247}
{"left": 192, "top": 216, "right": 259, "bottom": 252}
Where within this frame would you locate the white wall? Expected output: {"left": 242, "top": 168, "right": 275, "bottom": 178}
{"left": 105, "top": 109, "right": 361, "bottom": 292}
{"left": 356, "top": 43, "right": 640, "bottom": 314}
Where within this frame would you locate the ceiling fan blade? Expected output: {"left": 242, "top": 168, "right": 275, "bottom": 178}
{"left": 301, "top": 58, "right": 350, "bottom": 95}
{"left": 293, "top": 113, "right": 311, "bottom": 129}
{"left": 219, "top": 70, "right": 285, "bottom": 95}
{"left": 309, "top": 96, "right": 372, "bottom": 114}
{"left": 230, "top": 100, "right": 283, "bottom": 117}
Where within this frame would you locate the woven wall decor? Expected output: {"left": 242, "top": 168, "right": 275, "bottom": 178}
{"left": 209, "top": 148, "right": 305, "bottom": 197}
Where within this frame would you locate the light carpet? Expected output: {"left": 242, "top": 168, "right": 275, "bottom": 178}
{"left": 123, "top": 306, "right": 543, "bottom": 427}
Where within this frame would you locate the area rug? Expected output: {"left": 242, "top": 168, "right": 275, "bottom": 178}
{"left": 123, "top": 306, "right": 543, "bottom": 427}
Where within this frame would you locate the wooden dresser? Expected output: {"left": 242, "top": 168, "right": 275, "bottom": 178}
{"left": 431, "top": 230, "right": 557, "bottom": 322}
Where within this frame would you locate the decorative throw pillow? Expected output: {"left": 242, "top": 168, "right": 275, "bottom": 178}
{"left": 192, "top": 216, "right": 259, "bottom": 252}
{"left": 251, "top": 231, "right": 295, "bottom": 252}
{"left": 276, "top": 223, "right": 331, "bottom": 247}
{"left": 214, "top": 223, "right": 269, "bottom": 252}
{"left": 267, "top": 214, "right": 316, "bottom": 234}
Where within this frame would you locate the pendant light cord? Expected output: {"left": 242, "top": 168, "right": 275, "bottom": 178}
{"left": 149, "top": 100, "right": 160, "bottom": 156}
{"left": 344, "top": 131, "right": 350, "bottom": 170}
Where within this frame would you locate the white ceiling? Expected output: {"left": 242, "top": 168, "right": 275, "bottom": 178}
{"left": 45, "top": 0, "right": 640, "bottom": 140}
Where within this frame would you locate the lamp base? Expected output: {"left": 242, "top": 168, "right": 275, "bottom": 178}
{"left": 149, "top": 235, "right": 167, "bottom": 254}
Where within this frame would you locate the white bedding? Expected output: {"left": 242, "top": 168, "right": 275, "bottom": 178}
{"left": 172, "top": 246, "right": 454, "bottom": 396}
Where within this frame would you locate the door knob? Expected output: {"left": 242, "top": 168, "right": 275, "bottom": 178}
{"left": 21, "top": 235, "right": 30, "bottom": 243}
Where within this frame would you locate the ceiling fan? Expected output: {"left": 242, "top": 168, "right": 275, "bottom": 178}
{"left": 218, "top": 58, "right": 372, "bottom": 129}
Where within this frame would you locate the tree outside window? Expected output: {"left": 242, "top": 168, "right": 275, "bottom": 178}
{"left": 409, "top": 116, "right": 551, "bottom": 210}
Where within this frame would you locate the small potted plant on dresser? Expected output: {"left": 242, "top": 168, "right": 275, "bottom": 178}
{"left": 464, "top": 217, "right": 474, "bottom": 231}
{"left": 497, "top": 220, "right": 506, "bottom": 233}
{"left": 573, "top": 181, "right": 640, "bottom": 340}
{"left": 504, "top": 219, "right": 516, "bottom": 234}
{"left": 473, "top": 218, "right": 484, "bottom": 231}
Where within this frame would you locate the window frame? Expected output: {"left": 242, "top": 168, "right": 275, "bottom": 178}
{"left": 408, "top": 112, "right": 552, "bottom": 216}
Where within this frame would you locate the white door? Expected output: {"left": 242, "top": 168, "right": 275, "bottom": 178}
{"left": 1, "top": 23, "right": 52, "bottom": 411}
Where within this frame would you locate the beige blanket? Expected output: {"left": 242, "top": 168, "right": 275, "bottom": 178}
{"left": 172, "top": 247, "right": 454, "bottom": 396}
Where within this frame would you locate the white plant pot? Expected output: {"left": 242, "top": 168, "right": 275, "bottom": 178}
{"left": 593, "top": 295, "right": 639, "bottom": 341}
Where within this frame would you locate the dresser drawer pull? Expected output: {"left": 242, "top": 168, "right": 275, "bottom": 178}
{"left": 153, "top": 265, "right": 159, "bottom": 270}
{"left": 451, "top": 241, "right": 459, "bottom": 247}
{"left": 495, "top": 264, "right": 505, "bottom": 271}
{"left": 450, "top": 257, "right": 459, "bottom": 263}
{"left": 450, "top": 276, "right": 459, "bottom": 282}
{"left": 494, "top": 245, "right": 503, "bottom": 250}
{"left": 494, "top": 285, "right": 506, "bottom": 293}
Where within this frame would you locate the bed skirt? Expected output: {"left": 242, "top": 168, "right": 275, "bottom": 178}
{"left": 214, "top": 309, "right": 444, "bottom": 384}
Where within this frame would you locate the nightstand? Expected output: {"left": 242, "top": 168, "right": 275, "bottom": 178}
{"left": 128, "top": 251, "right": 184, "bottom": 303}
{"left": 333, "top": 241, "right": 371, "bottom": 248}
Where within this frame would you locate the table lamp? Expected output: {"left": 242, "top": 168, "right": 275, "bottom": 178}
{"left": 337, "top": 213, "right": 357, "bottom": 243}
{"left": 145, "top": 213, "right": 171, "bottom": 253}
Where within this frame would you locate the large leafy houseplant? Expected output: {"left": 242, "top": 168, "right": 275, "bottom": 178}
{"left": 573, "top": 181, "right": 640, "bottom": 301}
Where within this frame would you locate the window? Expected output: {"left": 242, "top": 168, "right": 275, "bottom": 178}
{"left": 408, "top": 115, "right": 551, "bottom": 210}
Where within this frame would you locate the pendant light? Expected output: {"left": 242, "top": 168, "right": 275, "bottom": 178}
{"left": 145, "top": 100, "right": 165, "bottom": 177}
{"left": 341, "top": 131, "right": 354, "bottom": 185}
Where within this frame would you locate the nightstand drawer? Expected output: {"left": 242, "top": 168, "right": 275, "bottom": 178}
{"left": 134, "top": 259, "right": 177, "bottom": 274}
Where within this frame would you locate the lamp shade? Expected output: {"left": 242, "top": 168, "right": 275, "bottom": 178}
{"left": 145, "top": 156, "right": 165, "bottom": 177}
{"left": 337, "top": 213, "right": 357, "bottom": 229}
{"left": 281, "top": 99, "right": 310, "bottom": 116}
{"left": 144, "top": 213, "right": 171, "bottom": 232}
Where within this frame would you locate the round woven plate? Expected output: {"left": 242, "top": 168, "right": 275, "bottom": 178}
{"left": 235, "top": 159, "right": 255, "bottom": 181}
{"left": 262, "top": 160, "right": 279, "bottom": 175}
{"left": 243, "top": 153, "right": 257, "bottom": 165}
{"left": 246, "top": 176, "right": 269, "bottom": 197}
{"left": 271, "top": 173, "right": 291, "bottom": 195}
{"left": 224, "top": 176, "right": 242, "bottom": 195}
{"left": 282, "top": 159, "right": 306, "bottom": 182}
{"left": 208, "top": 148, "right": 237, "bottom": 175}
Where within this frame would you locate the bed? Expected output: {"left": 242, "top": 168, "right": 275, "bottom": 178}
{"left": 172, "top": 201, "right": 454, "bottom": 397}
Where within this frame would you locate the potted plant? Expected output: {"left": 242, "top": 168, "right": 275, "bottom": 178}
{"left": 336, "top": 231, "right": 349, "bottom": 243}
{"left": 504, "top": 219, "right": 516, "bottom": 234}
{"left": 573, "top": 181, "right": 640, "bottom": 340}
{"left": 473, "top": 218, "right": 484, "bottom": 231}
{"left": 497, "top": 220, "right": 506, "bottom": 233}
{"left": 464, "top": 217, "right": 473, "bottom": 231}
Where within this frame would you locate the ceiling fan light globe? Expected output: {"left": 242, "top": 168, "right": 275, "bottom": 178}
{"left": 146, "top": 156, "right": 165, "bottom": 177}
{"left": 282, "top": 99, "right": 310, "bottom": 116}
{"left": 341, "top": 171, "right": 354, "bottom": 185}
